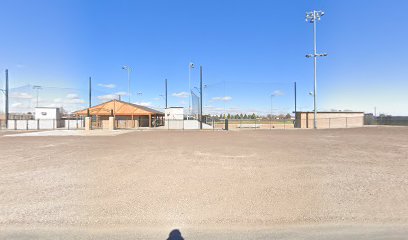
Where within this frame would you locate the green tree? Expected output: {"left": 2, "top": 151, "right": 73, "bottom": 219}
{"left": 251, "top": 113, "right": 256, "bottom": 119}
{"left": 227, "top": 113, "right": 231, "bottom": 119}
{"left": 244, "top": 114, "right": 248, "bottom": 119}
{"left": 240, "top": 113, "right": 243, "bottom": 119}
{"left": 285, "top": 113, "right": 291, "bottom": 119}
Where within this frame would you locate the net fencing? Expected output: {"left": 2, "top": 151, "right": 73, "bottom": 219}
{"left": 0, "top": 84, "right": 87, "bottom": 116}
{"left": 191, "top": 90, "right": 200, "bottom": 119}
{"left": 200, "top": 80, "right": 297, "bottom": 119}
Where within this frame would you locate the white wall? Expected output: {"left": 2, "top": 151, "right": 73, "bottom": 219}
{"left": 7, "top": 119, "right": 83, "bottom": 130}
{"left": 35, "top": 108, "right": 61, "bottom": 120}
{"left": 165, "top": 108, "right": 184, "bottom": 120}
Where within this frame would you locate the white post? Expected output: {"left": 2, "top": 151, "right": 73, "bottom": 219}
{"left": 109, "top": 116, "right": 116, "bottom": 131}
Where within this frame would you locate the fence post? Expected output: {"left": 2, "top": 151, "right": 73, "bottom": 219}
{"left": 26, "top": 120, "right": 28, "bottom": 130}
{"left": 225, "top": 119, "right": 229, "bottom": 131}
{"left": 212, "top": 119, "right": 215, "bottom": 131}
{"left": 15, "top": 119, "right": 17, "bottom": 130}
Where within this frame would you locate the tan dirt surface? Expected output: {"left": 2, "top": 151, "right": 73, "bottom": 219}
{"left": 1, "top": 127, "right": 407, "bottom": 239}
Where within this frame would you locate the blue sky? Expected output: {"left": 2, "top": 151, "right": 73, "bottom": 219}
{"left": 0, "top": 0, "right": 407, "bottom": 115}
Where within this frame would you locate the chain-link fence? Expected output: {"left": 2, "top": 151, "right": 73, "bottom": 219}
{"left": 365, "top": 115, "right": 408, "bottom": 126}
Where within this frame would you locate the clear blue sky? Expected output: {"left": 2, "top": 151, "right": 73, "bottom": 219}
{"left": 0, "top": 0, "right": 407, "bottom": 115}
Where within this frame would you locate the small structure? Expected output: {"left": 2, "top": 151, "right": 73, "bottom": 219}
{"left": 75, "top": 100, "right": 164, "bottom": 128}
{"left": 164, "top": 107, "right": 184, "bottom": 129}
{"left": 165, "top": 107, "right": 184, "bottom": 121}
{"left": 35, "top": 107, "right": 61, "bottom": 120}
{"left": 295, "top": 111, "right": 364, "bottom": 129}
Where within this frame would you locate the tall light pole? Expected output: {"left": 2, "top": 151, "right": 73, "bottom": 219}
{"left": 122, "top": 65, "right": 131, "bottom": 103}
{"left": 188, "top": 62, "right": 195, "bottom": 119}
{"left": 270, "top": 94, "right": 274, "bottom": 120}
{"left": 1, "top": 70, "right": 9, "bottom": 128}
{"left": 270, "top": 92, "right": 280, "bottom": 119}
{"left": 33, "top": 85, "right": 42, "bottom": 107}
{"left": 306, "top": 10, "right": 327, "bottom": 129}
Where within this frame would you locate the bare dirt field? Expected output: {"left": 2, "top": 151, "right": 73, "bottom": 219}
{"left": 0, "top": 127, "right": 407, "bottom": 239}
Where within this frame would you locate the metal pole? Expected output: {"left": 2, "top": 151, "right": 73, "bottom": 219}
{"left": 270, "top": 95, "right": 273, "bottom": 120}
{"left": 188, "top": 65, "right": 191, "bottom": 118}
{"left": 128, "top": 68, "right": 131, "bottom": 103}
{"left": 5, "top": 69, "right": 9, "bottom": 129}
{"left": 165, "top": 78, "right": 168, "bottom": 109}
{"left": 88, "top": 77, "right": 91, "bottom": 117}
{"left": 89, "top": 77, "right": 92, "bottom": 108}
{"left": 294, "top": 81, "right": 297, "bottom": 115}
{"left": 313, "top": 11, "right": 318, "bottom": 129}
{"left": 200, "top": 66, "right": 203, "bottom": 130}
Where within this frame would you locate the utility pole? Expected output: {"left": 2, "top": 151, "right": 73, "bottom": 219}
{"left": 200, "top": 66, "right": 203, "bottom": 130}
{"left": 5, "top": 69, "right": 9, "bottom": 128}
{"left": 165, "top": 78, "right": 168, "bottom": 109}
{"left": 270, "top": 94, "right": 273, "bottom": 119}
{"left": 306, "top": 10, "right": 327, "bottom": 129}
{"left": 87, "top": 77, "right": 91, "bottom": 117}
{"left": 89, "top": 77, "right": 92, "bottom": 108}
{"left": 294, "top": 81, "right": 297, "bottom": 115}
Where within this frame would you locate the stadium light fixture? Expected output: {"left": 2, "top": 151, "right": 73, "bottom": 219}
{"left": 305, "top": 10, "right": 328, "bottom": 129}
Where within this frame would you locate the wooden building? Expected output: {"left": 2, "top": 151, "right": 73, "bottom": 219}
{"left": 75, "top": 100, "right": 164, "bottom": 128}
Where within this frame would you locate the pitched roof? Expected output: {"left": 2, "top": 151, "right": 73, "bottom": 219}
{"left": 74, "top": 100, "right": 164, "bottom": 116}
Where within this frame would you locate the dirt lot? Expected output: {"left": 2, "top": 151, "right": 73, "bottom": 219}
{"left": 0, "top": 127, "right": 407, "bottom": 239}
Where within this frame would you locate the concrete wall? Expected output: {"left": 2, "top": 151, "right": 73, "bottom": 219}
{"left": 164, "top": 120, "right": 212, "bottom": 130}
{"left": 7, "top": 119, "right": 83, "bottom": 130}
{"left": 296, "top": 112, "right": 364, "bottom": 129}
{"left": 35, "top": 107, "right": 61, "bottom": 120}
{"left": 64, "top": 120, "right": 84, "bottom": 129}
{"left": 165, "top": 108, "right": 184, "bottom": 122}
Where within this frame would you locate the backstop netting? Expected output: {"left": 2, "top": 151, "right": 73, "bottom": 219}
{"left": 0, "top": 84, "right": 87, "bottom": 116}
{"left": 191, "top": 90, "right": 200, "bottom": 119}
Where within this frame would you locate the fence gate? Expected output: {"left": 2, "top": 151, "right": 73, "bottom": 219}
{"left": 91, "top": 116, "right": 103, "bottom": 129}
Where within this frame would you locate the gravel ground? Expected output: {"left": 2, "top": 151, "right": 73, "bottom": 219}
{"left": 0, "top": 127, "right": 407, "bottom": 239}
